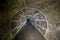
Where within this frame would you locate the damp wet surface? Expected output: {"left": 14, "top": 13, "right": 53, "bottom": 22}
{"left": 13, "top": 19, "right": 45, "bottom": 40}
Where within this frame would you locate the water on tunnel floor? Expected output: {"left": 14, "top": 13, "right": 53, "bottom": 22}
{"left": 13, "top": 19, "right": 45, "bottom": 40}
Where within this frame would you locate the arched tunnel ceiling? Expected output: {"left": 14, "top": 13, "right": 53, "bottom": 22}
{"left": 0, "top": 0, "right": 60, "bottom": 40}
{"left": 10, "top": 7, "right": 48, "bottom": 39}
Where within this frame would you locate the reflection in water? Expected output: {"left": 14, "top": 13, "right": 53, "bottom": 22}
{"left": 13, "top": 19, "right": 45, "bottom": 40}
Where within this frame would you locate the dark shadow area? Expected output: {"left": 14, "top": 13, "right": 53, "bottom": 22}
{"left": 13, "top": 19, "right": 45, "bottom": 40}
{"left": 0, "top": 0, "right": 7, "bottom": 12}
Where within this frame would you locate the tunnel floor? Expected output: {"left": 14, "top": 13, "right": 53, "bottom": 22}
{"left": 13, "top": 19, "right": 45, "bottom": 40}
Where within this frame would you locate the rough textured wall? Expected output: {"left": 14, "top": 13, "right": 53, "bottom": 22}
{"left": 0, "top": 0, "right": 60, "bottom": 40}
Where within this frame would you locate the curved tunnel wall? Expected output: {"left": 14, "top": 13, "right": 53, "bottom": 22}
{"left": 0, "top": 0, "right": 60, "bottom": 40}
{"left": 10, "top": 7, "right": 48, "bottom": 40}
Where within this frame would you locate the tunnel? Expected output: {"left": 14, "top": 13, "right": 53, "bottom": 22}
{"left": 0, "top": 0, "right": 60, "bottom": 40}
{"left": 13, "top": 18, "right": 45, "bottom": 40}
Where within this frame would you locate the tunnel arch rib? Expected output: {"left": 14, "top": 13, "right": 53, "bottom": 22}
{"left": 10, "top": 7, "right": 48, "bottom": 39}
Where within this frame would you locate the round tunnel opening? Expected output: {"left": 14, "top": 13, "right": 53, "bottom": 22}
{"left": 26, "top": 18, "right": 31, "bottom": 23}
